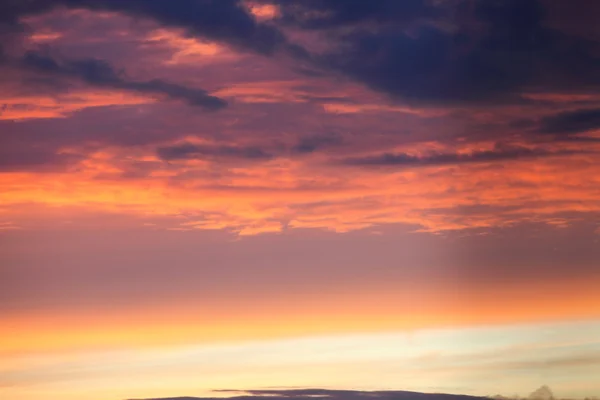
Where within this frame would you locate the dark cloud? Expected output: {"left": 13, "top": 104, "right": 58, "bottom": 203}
{"left": 0, "top": 0, "right": 302, "bottom": 56}
{"left": 538, "top": 108, "right": 600, "bottom": 135}
{"left": 157, "top": 142, "right": 273, "bottom": 161}
{"left": 0, "top": 0, "right": 298, "bottom": 111}
{"left": 5, "top": 0, "right": 600, "bottom": 105}
{"left": 275, "top": 0, "right": 435, "bottom": 29}
{"left": 0, "top": 147, "right": 82, "bottom": 171}
{"left": 73, "top": 0, "right": 304, "bottom": 56}
{"left": 20, "top": 50, "right": 227, "bottom": 110}
{"left": 341, "top": 145, "right": 581, "bottom": 167}
{"left": 542, "top": 0, "right": 600, "bottom": 42}
{"left": 282, "top": 0, "right": 600, "bottom": 104}
{"left": 292, "top": 133, "right": 343, "bottom": 154}
{"left": 555, "top": 136, "right": 600, "bottom": 143}
{"left": 0, "top": 1, "right": 53, "bottom": 29}
{"left": 131, "top": 389, "right": 487, "bottom": 400}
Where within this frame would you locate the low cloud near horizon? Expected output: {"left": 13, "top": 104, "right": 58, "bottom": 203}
{"left": 129, "top": 387, "right": 574, "bottom": 400}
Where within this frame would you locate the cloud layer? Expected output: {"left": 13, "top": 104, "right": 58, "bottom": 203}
{"left": 2, "top": 4, "right": 600, "bottom": 400}
{"left": 0, "top": 0, "right": 599, "bottom": 302}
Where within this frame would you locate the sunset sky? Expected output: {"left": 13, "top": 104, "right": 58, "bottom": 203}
{"left": 1, "top": 1, "right": 600, "bottom": 400}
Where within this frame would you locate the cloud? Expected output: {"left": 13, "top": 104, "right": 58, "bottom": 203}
{"left": 0, "top": 147, "right": 82, "bottom": 171}
{"left": 275, "top": 0, "right": 435, "bottom": 29}
{"left": 280, "top": 0, "right": 600, "bottom": 104}
{"left": 75, "top": 0, "right": 302, "bottom": 56}
{"left": 130, "top": 389, "right": 488, "bottom": 400}
{"left": 20, "top": 50, "right": 227, "bottom": 110}
{"left": 156, "top": 142, "right": 273, "bottom": 161}
{"left": 529, "top": 386, "right": 554, "bottom": 400}
{"left": 1, "top": 0, "right": 600, "bottom": 237}
{"left": 507, "top": 352, "right": 600, "bottom": 370}
{"left": 538, "top": 108, "right": 600, "bottom": 135}
{"left": 341, "top": 145, "right": 581, "bottom": 168}
{"left": 292, "top": 133, "right": 343, "bottom": 154}
{"left": 0, "top": 0, "right": 303, "bottom": 56}
{"left": 5, "top": 0, "right": 600, "bottom": 106}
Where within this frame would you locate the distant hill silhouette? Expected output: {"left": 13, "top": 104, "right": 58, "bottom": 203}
{"left": 130, "top": 386, "right": 584, "bottom": 400}
{"left": 129, "top": 388, "right": 493, "bottom": 400}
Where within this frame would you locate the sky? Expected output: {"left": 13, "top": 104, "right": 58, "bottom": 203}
{"left": 1, "top": 1, "right": 600, "bottom": 399}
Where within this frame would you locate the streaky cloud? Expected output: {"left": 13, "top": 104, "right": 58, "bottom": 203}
{"left": 340, "top": 145, "right": 584, "bottom": 168}
{"left": 21, "top": 50, "right": 227, "bottom": 110}
{"left": 0, "top": 0, "right": 303, "bottom": 57}
{"left": 157, "top": 142, "right": 273, "bottom": 161}
{"left": 538, "top": 108, "right": 600, "bottom": 135}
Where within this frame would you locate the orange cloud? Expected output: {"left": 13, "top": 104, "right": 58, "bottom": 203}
{"left": 246, "top": 2, "right": 280, "bottom": 21}
{"left": 0, "top": 90, "right": 154, "bottom": 120}
{"left": 1, "top": 138, "right": 599, "bottom": 235}
{"left": 143, "top": 28, "right": 241, "bottom": 65}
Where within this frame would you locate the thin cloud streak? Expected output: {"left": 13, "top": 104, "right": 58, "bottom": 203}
{"left": 19, "top": 50, "right": 227, "bottom": 110}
